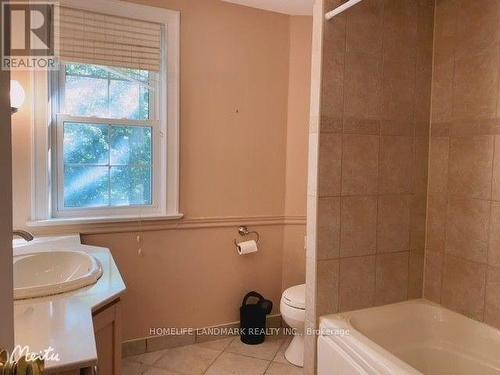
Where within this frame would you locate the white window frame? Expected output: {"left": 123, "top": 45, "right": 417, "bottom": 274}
{"left": 29, "top": 0, "right": 181, "bottom": 225}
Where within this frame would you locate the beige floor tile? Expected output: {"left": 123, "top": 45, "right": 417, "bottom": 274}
{"left": 205, "top": 352, "right": 270, "bottom": 375}
{"left": 225, "top": 336, "right": 284, "bottom": 360}
{"left": 123, "top": 359, "right": 146, "bottom": 375}
{"left": 128, "top": 350, "right": 167, "bottom": 366}
{"left": 154, "top": 344, "right": 220, "bottom": 375}
{"left": 142, "top": 366, "right": 180, "bottom": 375}
{"left": 272, "top": 337, "right": 292, "bottom": 364}
{"left": 265, "top": 362, "right": 303, "bottom": 375}
{"left": 196, "top": 337, "right": 234, "bottom": 351}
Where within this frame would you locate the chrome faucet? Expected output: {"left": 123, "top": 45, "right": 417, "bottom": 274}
{"left": 13, "top": 229, "right": 34, "bottom": 242}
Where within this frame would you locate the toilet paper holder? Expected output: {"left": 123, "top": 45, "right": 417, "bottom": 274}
{"left": 234, "top": 226, "right": 260, "bottom": 247}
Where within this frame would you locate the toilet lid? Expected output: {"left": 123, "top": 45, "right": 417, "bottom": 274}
{"left": 282, "top": 284, "right": 306, "bottom": 310}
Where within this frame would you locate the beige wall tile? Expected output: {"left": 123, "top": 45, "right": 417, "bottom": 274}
{"left": 426, "top": 194, "right": 447, "bottom": 251}
{"left": 449, "top": 119, "right": 500, "bottom": 137}
{"left": 446, "top": 198, "right": 490, "bottom": 263}
{"left": 339, "top": 256, "right": 376, "bottom": 311}
{"left": 340, "top": 196, "right": 377, "bottom": 257}
{"left": 341, "top": 135, "right": 379, "bottom": 195}
{"left": 431, "top": 122, "right": 451, "bottom": 137}
{"left": 408, "top": 250, "right": 424, "bottom": 298}
{"left": 380, "top": 120, "right": 415, "bottom": 137}
{"left": 379, "top": 136, "right": 415, "bottom": 194}
{"left": 415, "top": 2, "right": 434, "bottom": 126}
{"left": 448, "top": 136, "right": 494, "bottom": 200}
{"left": 423, "top": 250, "right": 443, "bottom": 303}
{"left": 441, "top": 255, "right": 487, "bottom": 321}
{"left": 323, "top": 0, "right": 346, "bottom": 51}
{"left": 343, "top": 118, "right": 380, "bottom": 135}
{"left": 317, "top": 197, "right": 341, "bottom": 260}
{"left": 433, "top": 0, "right": 457, "bottom": 65}
{"left": 375, "top": 252, "right": 409, "bottom": 305}
{"left": 321, "top": 116, "right": 343, "bottom": 134}
{"left": 382, "top": 0, "right": 418, "bottom": 63}
{"left": 428, "top": 137, "right": 449, "bottom": 194}
{"left": 317, "top": 259, "right": 339, "bottom": 316}
{"left": 431, "top": 62, "right": 454, "bottom": 122}
{"left": 488, "top": 202, "right": 500, "bottom": 267}
{"left": 344, "top": 51, "right": 382, "bottom": 119}
{"left": 492, "top": 136, "right": 500, "bottom": 200}
{"left": 425, "top": 0, "right": 500, "bottom": 327}
{"left": 321, "top": 52, "right": 345, "bottom": 121}
{"left": 410, "top": 194, "right": 427, "bottom": 251}
{"left": 345, "top": 0, "right": 384, "bottom": 55}
{"left": 413, "top": 137, "right": 429, "bottom": 194}
{"left": 453, "top": 50, "right": 499, "bottom": 121}
{"left": 377, "top": 195, "right": 411, "bottom": 253}
{"left": 455, "top": 0, "right": 500, "bottom": 58}
{"left": 485, "top": 266, "right": 500, "bottom": 330}
{"left": 318, "top": 134, "right": 342, "bottom": 197}
{"left": 381, "top": 58, "right": 416, "bottom": 123}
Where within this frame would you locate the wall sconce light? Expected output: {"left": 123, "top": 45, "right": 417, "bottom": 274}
{"left": 10, "top": 80, "right": 25, "bottom": 115}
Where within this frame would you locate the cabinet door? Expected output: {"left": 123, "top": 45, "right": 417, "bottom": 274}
{"left": 93, "top": 300, "right": 122, "bottom": 375}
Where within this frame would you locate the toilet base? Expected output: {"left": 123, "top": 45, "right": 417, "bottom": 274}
{"left": 284, "top": 334, "right": 304, "bottom": 367}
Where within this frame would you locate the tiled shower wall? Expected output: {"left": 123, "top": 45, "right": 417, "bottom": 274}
{"left": 424, "top": 0, "right": 500, "bottom": 327}
{"left": 314, "top": 0, "right": 434, "bottom": 317}
{"left": 304, "top": 1, "right": 434, "bottom": 372}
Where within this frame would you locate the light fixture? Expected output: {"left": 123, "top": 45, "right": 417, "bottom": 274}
{"left": 10, "top": 80, "right": 25, "bottom": 114}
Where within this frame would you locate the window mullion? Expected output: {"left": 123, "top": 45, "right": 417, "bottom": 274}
{"left": 108, "top": 124, "right": 111, "bottom": 207}
{"left": 107, "top": 71, "right": 111, "bottom": 119}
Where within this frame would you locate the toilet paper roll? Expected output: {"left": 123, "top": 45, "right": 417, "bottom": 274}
{"left": 237, "top": 240, "right": 258, "bottom": 255}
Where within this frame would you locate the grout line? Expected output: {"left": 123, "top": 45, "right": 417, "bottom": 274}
{"left": 483, "top": 133, "right": 496, "bottom": 321}
{"left": 336, "top": 19, "right": 347, "bottom": 309}
{"left": 200, "top": 336, "right": 238, "bottom": 374}
{"left": 373, "top": 0, "right": 386, "bottom": 305}
{"left": 202, "top": 347, "right": 227, "bottom": 374}
{"left": 436, "top": 0, "right": 459, "bottom": 306}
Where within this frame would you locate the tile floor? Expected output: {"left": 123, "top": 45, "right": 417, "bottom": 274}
{"left": 123, "top": 335, "right": 303, "bottom": 375}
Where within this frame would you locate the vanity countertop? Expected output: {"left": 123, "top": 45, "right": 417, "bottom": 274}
{"left": 13, "top": 235, "right": 126, "bottom": 373}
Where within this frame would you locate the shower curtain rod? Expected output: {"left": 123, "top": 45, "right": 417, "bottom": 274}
{"left": 325, "top": 0, "right": 363, "bottom": 20}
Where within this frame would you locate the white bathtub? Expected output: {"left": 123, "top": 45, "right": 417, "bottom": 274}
{"left": 317, "top": 299, "right": 500, "bottom": 375}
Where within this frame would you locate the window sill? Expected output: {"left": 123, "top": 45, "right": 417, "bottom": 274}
{"left": 27, "top": 213, "right": 184, "bottom": 227}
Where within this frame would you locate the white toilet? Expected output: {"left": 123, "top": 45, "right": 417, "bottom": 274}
{"left": 280, "top": 283, "right": 306, "bottom": 367}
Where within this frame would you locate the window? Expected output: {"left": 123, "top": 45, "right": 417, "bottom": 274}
{"left": 31, "top": 0, "right": 180, "bottom": 224}
{"left": 56, "top": 63, "right": 156, "bottom": 213}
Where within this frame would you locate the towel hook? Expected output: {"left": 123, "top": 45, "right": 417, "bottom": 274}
{"left": 234, "top": 226, "right": 260, "bottom": 247}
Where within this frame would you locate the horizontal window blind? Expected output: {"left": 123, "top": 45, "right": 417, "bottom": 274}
{"left": 55, "top": 7, "right": 162, "bottom": 71}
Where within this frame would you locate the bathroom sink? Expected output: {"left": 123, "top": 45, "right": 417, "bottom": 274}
{"left": 13, "top": 251, "right": 103, "bottom": 300}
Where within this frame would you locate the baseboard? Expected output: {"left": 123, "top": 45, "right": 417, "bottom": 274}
{"left": 122, "top": 314, "right": 283, "bottom": 357}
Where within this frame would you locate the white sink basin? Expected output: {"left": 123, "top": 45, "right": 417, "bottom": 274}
{"left": 13, "top": 251, "right": 103, "bottom": 300}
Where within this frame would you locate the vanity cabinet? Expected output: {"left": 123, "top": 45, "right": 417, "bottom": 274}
{"left": 48, "top": 299, "right": 122, "bottom": 375}
{"left": 92, "top": 299, "right": 122, "bottom": 375}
